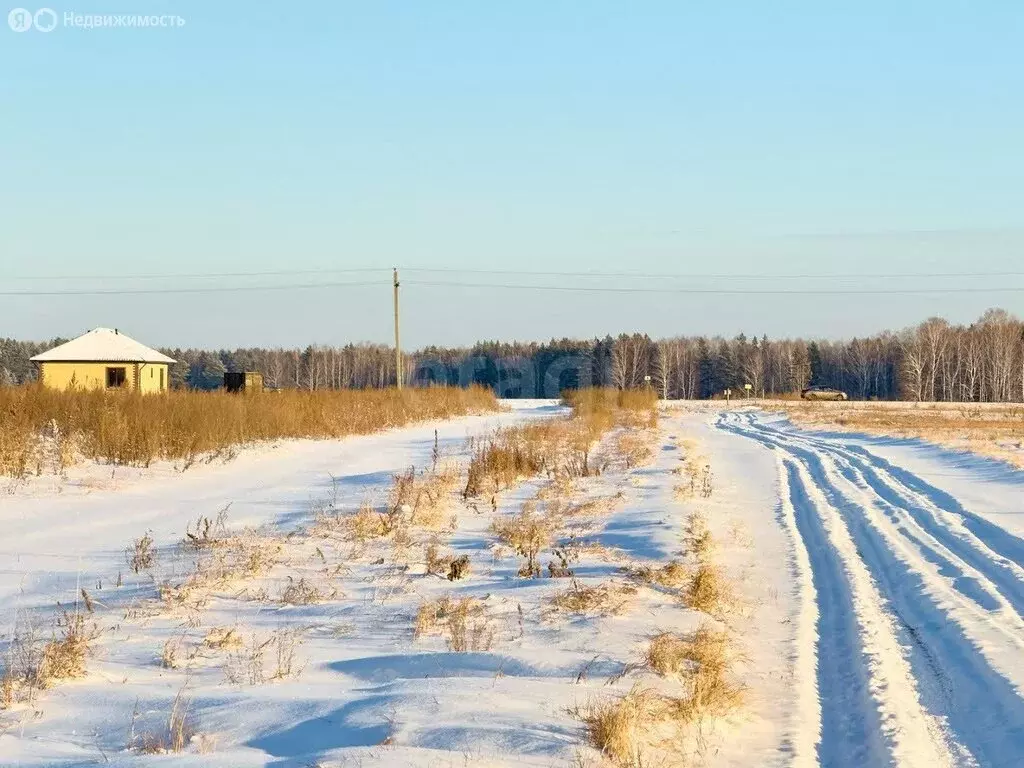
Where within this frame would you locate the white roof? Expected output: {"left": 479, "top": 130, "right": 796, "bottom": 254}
{"left": 31, "top": 328, "right": 176, "bottom": 364}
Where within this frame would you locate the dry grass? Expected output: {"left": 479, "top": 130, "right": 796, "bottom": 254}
{"left": 159, "top": 523, "right": 285, "bottom": 612}
{"left": 675, "top": 454, "right": 713, "bottom": 500}
{"left": 203, "top": 627, "right": 244, "bottom": 651}
{"left": 224, "top": 628, "right": 304, "bottom": 685}
{"left": 38, "top": 610, "right": 95, "bottom": 686}
{"left": 161, "top": 635, "right": 185, "bottom": 669}
{"left": 126, "top": 531, "right": 157, "bottom": 573}
{"left": 463, "top": 422, "right": 557, "bottom": 496}
{"left": 424, "top": 540, "right": 452, "bottom": 576}
{"left": 645, "top": 625, "right": 730, "bottom": 680}
{"left": 492, "top": 503, "right": 554, "bottom": 578}
{"left": 563, "top": 388, "right": 659, "bottom": 431}
{"left": 464, "top": 388, "right": 659, "bottom": 497}
{"left": 548, "top": 580, "right": 637, "bottom": 616}
{"left": 564, "top": 494, "right": 622, "bottom": 518}
{"left": 0, "top": 385, "right": 497, "bottom": 477}
{"left": 577, "top": 686, "right": 671, "bottom": 766}
{"left": 129, "top": 685, "right": 196, "bottom": 754}
{"left": 671, "top": 666, "right": 744, "bottom": 725}
{"left": 1, "top": 610, "right": 98, "bottom": 708}
{"left": 579, "top": 626, "right": 743, "bottom": 765}
{"left": 628, "top": 560, "right": 689, "bottom": 590}
{"left": 388, "top": 464, "right": 460, "bottom": 530}
{"left": 614, "top": 431, "right": 655, "bottom": 470}
{"left": 684, "top": 511, "right": 715, "bottom": 563}
{"left": 317, "top": 465, "right": 460, "bottom": 545}
{"left": 768, "top": 400, "right": 1024, "bottom": 468}
{"left": 279, "top": 576, "right": 333, "bottom": 605}
{"left": 414, "top": 596, "right": 494, "bottom": 652}
{"left": 684, "top": 563, "right": 734, "bottom": 617}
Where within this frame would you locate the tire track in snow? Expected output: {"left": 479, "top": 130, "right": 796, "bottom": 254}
{"left": 778, "top": 458, "right": 893, "bottom": 767}
{"left": 740, "top": 415, "right": 1024, "bottom": 622}
{"left": 720, "top": 411, "right": 1024, "bottom": 767}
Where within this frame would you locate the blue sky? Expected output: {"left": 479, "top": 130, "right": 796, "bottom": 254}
{"left": 2, "top": 1, "right": 1023, "bottom": 348}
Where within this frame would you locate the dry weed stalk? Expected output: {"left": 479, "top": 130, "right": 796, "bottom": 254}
{"left": 424, "top": 540, "right": 452, "bottom": 576}
{"left": 159, "top": 525, "right": 284, "bottom": 612}
{"left": 224, "top": 628, "right": 304, "bottom": 685}
{"left": 126, "top": 531, "right": 157, "bottom": 573}
{"left": 414, "top": 596, "right": 494, "bottom": 652}
{"left": 447, "top": 555, "right": 471, "bottom": 581}
{"left": 129, "top": 684, "right": 197, "bottom": 754}
{"left": 492, "top": 503, "right": 554, "bottom": 578}
{"left": 279, "top": 576, "right": 333, "bottom": 605}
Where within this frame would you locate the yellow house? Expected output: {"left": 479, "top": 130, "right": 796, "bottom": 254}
{"left": 31, "top": 327, "right": 175, "bottom": 394}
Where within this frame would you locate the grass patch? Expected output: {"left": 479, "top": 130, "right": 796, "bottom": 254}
{"left": 576, "top": 686, "right": 670, "bottom": 766}
{"left": 549, "top": 580, "right": 637, "bottom": 616}
{"left": 0, "top": 385, "right": 496, "bottom": 477}
{"left": 645, "top": 624, "right": 730, "bottom": 680}
{"left": 464, "top": 388, "right": 659, "bottom": 497}
{"left": 627, "top": 560, "right": 689, "bottom": 590}
{"left": 684, "top": 563, "right": 734, "bottom": 617}
{"left": 492, "top": 503, "right": 554, "bottom": 578}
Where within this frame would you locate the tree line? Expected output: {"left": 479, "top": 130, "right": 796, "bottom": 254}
{"left": 2, "top": 308, "right": 1022, "bottom": 401}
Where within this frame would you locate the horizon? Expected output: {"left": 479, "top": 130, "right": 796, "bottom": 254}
{"left": 7, "top": 304, "right": 1020, "bottom": 353}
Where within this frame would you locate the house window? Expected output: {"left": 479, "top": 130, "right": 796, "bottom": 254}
{"left": 106, "top": 367, "right": 126, "bottom": 388}
{"left": 160, "top": 368, "right": 165, "bottom": 391}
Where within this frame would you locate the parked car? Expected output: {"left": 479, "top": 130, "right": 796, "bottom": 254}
{"left": 801, "top": 386, "right": 848, "bottom": 401}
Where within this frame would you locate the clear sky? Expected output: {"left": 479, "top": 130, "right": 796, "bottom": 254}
{"left": 2, "top": 1, "right": 1023, "bottom": 349}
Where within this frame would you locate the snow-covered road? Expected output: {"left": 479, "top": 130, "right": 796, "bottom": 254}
{"left": 718, "top": 410, "right": 1024, "bottom": 768}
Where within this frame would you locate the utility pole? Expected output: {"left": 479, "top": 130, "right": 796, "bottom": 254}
{"left": 393, "top": 267, "right": 402, "bottom": 390}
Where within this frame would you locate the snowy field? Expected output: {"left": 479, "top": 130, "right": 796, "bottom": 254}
{"left": 2, "top": 401, "right": 1023, "bottom": 767}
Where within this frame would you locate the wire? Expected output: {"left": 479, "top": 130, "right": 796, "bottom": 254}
{"left": 403, "top": 279, "right": 1024, "bottom": 295}
{"left": 2, "top": 267, "right": 390, "bottom": 281}
{"left": 3, "top": 276, "right": 1023, "bottom": 297}
{"left": 6, "top": 265, "right": 1024, "bottom": 281}
{"left": 401, "top": 266, "right": 1024, "bottom": 280}
{"left": 0, "top": 281, "right": 384, "bottom": 297}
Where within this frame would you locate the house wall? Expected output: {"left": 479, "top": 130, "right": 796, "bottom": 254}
{"left": 137, "top": 363, "right": 169, "bottom": 394}
{"left": 38, "top": 362, "right": 169, "bottom": 393}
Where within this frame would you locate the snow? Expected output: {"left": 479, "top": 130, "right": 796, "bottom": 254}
{"left": 717, "top": 408, "right": 1024, "bottom": 767}
{"left": 3, "top": 401, "right": 1023, "bottom": 767}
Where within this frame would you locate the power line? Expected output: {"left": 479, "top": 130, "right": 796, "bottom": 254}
{"left": 403, "top": 279, "right": 1024, "bottom": 296}
{"left": 3, "top": 277, "right": 1024, "bottom": 297}
{"left": 6, "top": 265, "right": 1024, "bottom": 281}
{"left": 2, "top": 267, "right": 390, "bottom": 282}
{"left": 0, "top": 281, "right": 384, "bottom": 297}
{"left": 401, "top": 266, "right": 1024, "bottom": 280}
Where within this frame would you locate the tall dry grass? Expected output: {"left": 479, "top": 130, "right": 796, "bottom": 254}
{"left": 0, "top": 385, "right": 496, "bottom": 477}
{"left": 463, "top": 387, "right": 658, "bottom": 497}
